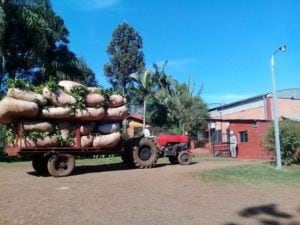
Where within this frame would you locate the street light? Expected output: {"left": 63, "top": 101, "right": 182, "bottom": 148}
{"left": 270, "top": 45, "right": 286, "bottom": 169}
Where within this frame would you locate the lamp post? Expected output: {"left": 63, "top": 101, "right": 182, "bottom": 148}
{"left": 270, "top": 45, "right": 286, "bottom": 169}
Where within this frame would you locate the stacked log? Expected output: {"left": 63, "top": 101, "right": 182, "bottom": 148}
{"left": 0, "top": 80, "right": 128, "bottom": 149}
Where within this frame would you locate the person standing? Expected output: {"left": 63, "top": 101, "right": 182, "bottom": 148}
{"left": 143, "top": 125, "right": 151, "bottom": 137}
{"left": 229, "top": 131, "right": 237, "bottom": 158}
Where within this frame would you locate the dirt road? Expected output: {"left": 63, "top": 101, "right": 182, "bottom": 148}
{"left": 0, "top": 159, "right": 299, "bottom": 225}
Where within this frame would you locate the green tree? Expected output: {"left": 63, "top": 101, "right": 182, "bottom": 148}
{"left": 146, "top": 62, "right": 174, "bottom": 128}
{"left": 0, "top": 2, "right": 6, "bottom": 77}
{"left": 147, "top": 97, "right": 168, "bottom": 127}
{"left": 104, "top": 22, "right": 145, "bottom": 98}
{"left": 9, "top": 0, "right": 52, "bottom": 7}
{"left": 130, "top": 62, "right": 208, "bottom": 139}
{"left": 129, "top": 70, "right": 153, "bottom": 129}
{"left": 165, "top": 79, "right": 208, "bottom": 138}
{"left": 130, "top": 61, "right": 208, "bottom": 138}
{"left": 0, "top": 0, "right": 96, "bottom": 93}
{"left": 130, "top": 62, "right": 175, "bottom": 129}
{"left": 264, "top": 120, "right": 300, "bottom": 165}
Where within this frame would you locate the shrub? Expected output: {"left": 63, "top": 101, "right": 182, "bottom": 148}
{"left": 264, "top": 120, "right": 300, "bottom": 165}
{"left": 0, "top": 125, "right": 20, "bottom": 162}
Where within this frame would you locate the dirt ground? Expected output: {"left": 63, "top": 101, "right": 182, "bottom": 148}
{"left": 0, "top": 159, "right": 300, "bottom": 225}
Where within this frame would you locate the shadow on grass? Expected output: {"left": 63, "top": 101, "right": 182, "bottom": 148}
{"left": 224, "top": 203, "right": 300, "bottom": 225}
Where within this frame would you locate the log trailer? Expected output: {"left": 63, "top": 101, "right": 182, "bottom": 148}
{"left": 4, "top": 120, "right": 158, "bottom": 177}
{"left": 1, "top": 80, "right": 192, "bottom": 177}
{"left": 5, "top": 122, "right": 192, "bottom": 177}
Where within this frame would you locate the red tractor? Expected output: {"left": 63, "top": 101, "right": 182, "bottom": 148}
{"left": 121, "top": 133, "right": 192, "bottom": 169}
{"left": 156, "top": 134, "right": 192, "bottom": 165}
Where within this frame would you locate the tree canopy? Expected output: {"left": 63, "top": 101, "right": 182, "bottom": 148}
{"left": 153, "top": 79, "right": 208, "bottom": 138}
{"left": 0, "top": 0, "right": 96, "bottom": 94}
{"left": 129, "top": 62, "right": 208, "bottom": 139}
{"left": 104, "top": 22, "right": 145, "bottom": 98}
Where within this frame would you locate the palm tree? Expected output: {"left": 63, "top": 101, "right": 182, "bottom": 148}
{"left": 130, "top": 70, "right": 154, "bottom": 129}
{"left": 0, "top": 0, "right": 93, "bottom": 89}
{"left": 0, "top": 0, "right": 55, "bottom": 82}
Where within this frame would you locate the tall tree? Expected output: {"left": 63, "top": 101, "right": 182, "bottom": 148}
{"left": 146, "top": 61, "right": 174, "bottom": 127}
{"left": 104, "top": 22, "right": 145, "bottom": 98}
{"left": 130, "top": 62, "right": 175, "bottom": 128}
{"left": 149, "top": 71, "right": 208, "bottom": 137}
{"left": 129, "top": 70, "right": 153, "bottom": 129}
{"left": 130, "top": 61, "right": 208, "bottom": 138}
{"left": 10, "top": 0, "right": 52, "bottom": 7}
{"left": 0, "top": 0, "right": 96, "bottom": 93}
{"left": 0, "top": 3, "right": 5, "bottom": 76}
{"left": 169, "top": 81, "right": 208, "bottom": 137}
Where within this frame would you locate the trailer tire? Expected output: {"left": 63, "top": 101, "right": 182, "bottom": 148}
{"left": 178, "top": 151, "right": 192, "bottom": 165}
{"left": 133, "top": 139, "right": 158, "bottom": 169}
{"left": 47, "top": 154, "right": 75, "bottom": 177}
{"left": 32, "top": 155, "right": 49, "bottom": 175}
{"left": 168, "top": 155, "right": 179, "bottom": 164}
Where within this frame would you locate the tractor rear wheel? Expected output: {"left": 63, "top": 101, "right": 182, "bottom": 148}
{"left": 178, "top": 151, "right": 192, "bottom": 165}
{"left": 133, "top": 139, "right": 158, "bottom": 168}
{"left": 47, "top": 154, "right": 75, "bottom": 177}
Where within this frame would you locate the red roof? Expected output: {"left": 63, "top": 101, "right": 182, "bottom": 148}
{"left": 127, "top": 114, "right": 143, "bottom": 122}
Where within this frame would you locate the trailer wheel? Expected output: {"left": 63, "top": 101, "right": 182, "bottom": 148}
{"left": 168, "top": 155, "right": 179, "bottom": 164}
{"left": 47, "top": 154, "right": 75, "bottom": 177}
{"left": 178, "top": 151, "right": 192, "bottom": 165}
{"left": 32, "top": 155, "right": 49, "bottom": 175}
{"left": 133, "top": 139, "right": 158, "bottom": 169}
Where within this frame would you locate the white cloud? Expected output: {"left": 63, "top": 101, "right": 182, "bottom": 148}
{"left": 89, "top": 0, "right": 120, "bottom": 10}
{"left": 166, "top": 58, "right": 198, "bottom": 70}
{"left": 68, "top": 0, "right": 121, "bottom": 11}
{"left": 167, "top": 59, "right": 197, "bottom": 69}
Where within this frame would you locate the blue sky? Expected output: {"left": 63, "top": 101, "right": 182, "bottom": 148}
{"left": 51, "top": 0, "right": 300, "bottom": 105}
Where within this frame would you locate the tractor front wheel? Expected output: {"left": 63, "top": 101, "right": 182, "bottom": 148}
{"left": 178, "top": 151, "right": 192, "bottom": 165}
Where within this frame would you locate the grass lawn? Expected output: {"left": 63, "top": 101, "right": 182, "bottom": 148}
{"left": 194, "top": 163, "right": 300, "bottom": 187}
{"left": 75, "top": 156, "right": 123, "bottom": 165}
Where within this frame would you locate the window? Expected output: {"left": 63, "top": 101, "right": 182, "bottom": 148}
{"left": 211, "top": 129, "right": 222, "bottom": 143}
{"left": 239, "top": 131, "right": 248, "bottom": 143}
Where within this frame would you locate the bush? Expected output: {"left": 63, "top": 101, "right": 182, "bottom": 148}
{"left": 0, "top": 125, "right": 6, "bottom": 161}
{"left": 265, "top": 120, "right": 300, "bottom": 165}
{"left": 0, "top": 125, "right": 23, "bottom": 162}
